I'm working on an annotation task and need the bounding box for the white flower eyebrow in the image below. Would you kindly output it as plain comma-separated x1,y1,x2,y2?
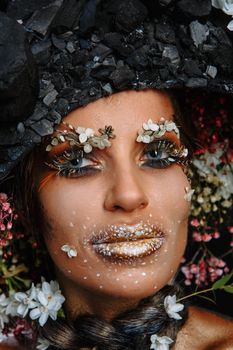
45,122,116,154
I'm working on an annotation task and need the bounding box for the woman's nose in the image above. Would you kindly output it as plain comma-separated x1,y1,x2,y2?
103,165,149,212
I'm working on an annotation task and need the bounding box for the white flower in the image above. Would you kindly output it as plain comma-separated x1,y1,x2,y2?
212,0,233,30
84,143,93,153
0,331,8,343
164,295,184,320
61,244,77,258
76,127,94,143
0,294,9,329
29,280,65,327
5,294,19,317
14,284,38,318
150,334,173,350
36,338,50,350
184,187,195,202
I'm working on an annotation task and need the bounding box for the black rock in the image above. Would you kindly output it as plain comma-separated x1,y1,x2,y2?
155,23,176,44
103,32,133,56
91,64,115,81
30,119,54,136
208,46,233,74
162,45,180,66
22,129,41,146
206,65,217,79
79,0,97,34
177,0,212,18
115,0,148,32
109,65,135,89
189,20,209,48
126,46,150,69
90,44,113,62
183,60,203,77
26,0,64,37
185,77,207,88
51,34,66,50
6,0,55,21
0,12,38,123
52,0,85,31
31,39,52,65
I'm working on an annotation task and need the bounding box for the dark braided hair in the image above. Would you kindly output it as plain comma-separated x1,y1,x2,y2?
39,285,188,350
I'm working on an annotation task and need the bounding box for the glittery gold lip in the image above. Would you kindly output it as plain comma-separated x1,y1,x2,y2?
90,223,165,260
93,237,165,260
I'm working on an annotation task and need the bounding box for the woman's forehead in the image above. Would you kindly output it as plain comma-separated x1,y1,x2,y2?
61,89,175,133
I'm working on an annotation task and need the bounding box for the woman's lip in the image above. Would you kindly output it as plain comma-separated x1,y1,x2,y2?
90,223,165,260
93,237,165,260
90,223,165,244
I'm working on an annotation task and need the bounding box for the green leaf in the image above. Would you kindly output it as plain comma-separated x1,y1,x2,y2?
212,272,233,290
223,286,233,294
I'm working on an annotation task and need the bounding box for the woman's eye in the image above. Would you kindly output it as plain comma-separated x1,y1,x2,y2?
48,151,102,178
140,140,184,169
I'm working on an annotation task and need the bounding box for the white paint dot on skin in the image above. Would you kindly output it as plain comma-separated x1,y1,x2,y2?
99,285,103,289
141,272,146,276
153,286,158,290
83,259,88,263
116,278,120,281
69,222,74,227
134,280,139,284
128,273,132,277
83,276,87,280
149,213,153,217
96,273,101,277
141,262,146,266
82,225,87,230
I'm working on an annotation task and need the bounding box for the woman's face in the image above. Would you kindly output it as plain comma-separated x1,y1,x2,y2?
37,89,190,302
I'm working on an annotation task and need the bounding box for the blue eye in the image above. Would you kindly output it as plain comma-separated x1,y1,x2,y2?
47,149,102,178
141,140,187,169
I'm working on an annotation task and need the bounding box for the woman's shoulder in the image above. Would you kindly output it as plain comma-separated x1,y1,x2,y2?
175,306,233,350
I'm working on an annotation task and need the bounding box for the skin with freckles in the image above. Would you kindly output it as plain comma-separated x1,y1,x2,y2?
35,89,190,320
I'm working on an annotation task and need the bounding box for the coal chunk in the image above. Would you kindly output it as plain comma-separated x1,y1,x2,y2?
26,0,64,37
126,46,150,69
183,60,203,77
30,119,54,136
206,65,217,79
189,21,209,48
109,65,135,89
155,23,176,44
52,0,85,31
185,77,207,88
162,45,180,66
31,39,52,65
6,0,55,21
79,0,97,34
115,0,148,32
177,0,212,18
0,12,38,123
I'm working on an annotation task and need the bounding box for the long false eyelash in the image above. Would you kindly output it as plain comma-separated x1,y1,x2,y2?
45,148,88,177
143,140,189,168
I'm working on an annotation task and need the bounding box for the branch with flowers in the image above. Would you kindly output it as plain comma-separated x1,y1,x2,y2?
180,93,233,291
